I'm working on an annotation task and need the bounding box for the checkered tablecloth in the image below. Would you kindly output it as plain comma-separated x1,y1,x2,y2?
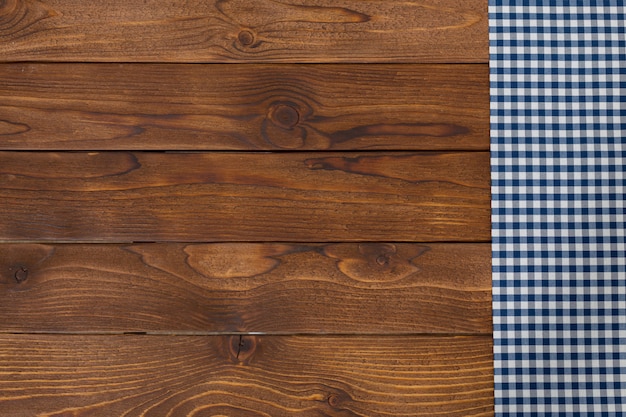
490,1,625,415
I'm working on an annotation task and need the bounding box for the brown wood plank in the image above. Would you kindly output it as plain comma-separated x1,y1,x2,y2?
0,63,488,151
0,0,487,63
0,151,490,242
0,243,491,334
0,334,494,416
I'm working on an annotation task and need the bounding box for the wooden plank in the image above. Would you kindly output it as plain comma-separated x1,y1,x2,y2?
0,243,491,334
0,334,494,416
0,63,488,151
0,0,487,63
0,151,490,242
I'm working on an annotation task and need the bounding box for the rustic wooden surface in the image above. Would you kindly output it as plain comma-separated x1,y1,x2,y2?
0,63,488,151
0,243,491,334
0,0,487,63
0,335,494,416
0,151,490,242
0,0,493,414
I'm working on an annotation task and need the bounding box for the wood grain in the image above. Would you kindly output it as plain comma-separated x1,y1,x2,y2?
0,242,491,334
0,0,487,63
0,63,488,151
0,151,490,242
0,334,494,416
1,0,493,414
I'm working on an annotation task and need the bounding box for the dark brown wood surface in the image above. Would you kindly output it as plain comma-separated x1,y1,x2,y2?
0,1,493,414
0,151,490,242
0,63,488,151
0,0,487,63
0,243,491,333
0,334,494,416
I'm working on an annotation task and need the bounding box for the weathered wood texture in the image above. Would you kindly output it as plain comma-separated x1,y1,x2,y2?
0,0,487,63
0,151,490,242
0,243,491,334
0,63,488,151
0,335,494,416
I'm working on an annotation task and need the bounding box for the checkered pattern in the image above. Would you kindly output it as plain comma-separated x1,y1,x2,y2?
490,1,626,415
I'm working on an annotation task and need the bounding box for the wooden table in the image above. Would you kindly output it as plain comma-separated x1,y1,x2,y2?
0,1,493,415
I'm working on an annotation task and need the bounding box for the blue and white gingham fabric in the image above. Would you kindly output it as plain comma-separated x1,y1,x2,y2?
490,1,626,415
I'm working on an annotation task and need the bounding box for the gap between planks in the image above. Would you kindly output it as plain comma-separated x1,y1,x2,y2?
0,331,493,337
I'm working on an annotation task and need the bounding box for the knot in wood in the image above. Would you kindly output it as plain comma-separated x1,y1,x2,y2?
0,0,16,15
268,103,300,130
14,266,28,283
326,389,353,409
375,254,390,266
229,335,258,363
327,393,340,407
237,30,255,46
